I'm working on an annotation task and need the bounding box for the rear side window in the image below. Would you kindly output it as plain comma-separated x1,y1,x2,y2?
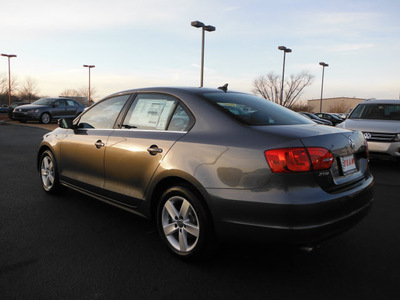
167,104,193,131
350,104,400,120
66,100,77,106
201,92,313,125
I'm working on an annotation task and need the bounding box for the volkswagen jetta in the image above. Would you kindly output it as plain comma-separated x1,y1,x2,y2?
37,87,374,259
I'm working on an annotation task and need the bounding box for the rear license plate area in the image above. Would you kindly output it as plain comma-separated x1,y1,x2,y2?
340,154,357,176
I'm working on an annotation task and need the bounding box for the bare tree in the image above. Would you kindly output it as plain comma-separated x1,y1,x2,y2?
327,102,351,113
77,86,97,102
0,75,7,95
0,74,18,96
60,87,97,106
60,88,81,97
60,87,97,101
291,102,312,112
18,77,40,100
253,71,314,108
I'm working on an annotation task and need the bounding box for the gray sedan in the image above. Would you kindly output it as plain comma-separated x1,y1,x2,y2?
37,87,373,260
13,97,85,124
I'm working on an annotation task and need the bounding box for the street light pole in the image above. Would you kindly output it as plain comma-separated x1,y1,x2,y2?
1,53,17,106
191,21,216,88
319,62,329,113
83,65,95,106
278,46,291,106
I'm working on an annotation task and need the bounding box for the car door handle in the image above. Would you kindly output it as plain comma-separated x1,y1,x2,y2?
95,140,105,149
147,145,163,155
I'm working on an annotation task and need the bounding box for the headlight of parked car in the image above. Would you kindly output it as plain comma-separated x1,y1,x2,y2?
394,133,400,142
28,109,40,113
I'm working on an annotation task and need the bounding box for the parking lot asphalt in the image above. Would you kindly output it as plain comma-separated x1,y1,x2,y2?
0,114,57,131
0,123,400,299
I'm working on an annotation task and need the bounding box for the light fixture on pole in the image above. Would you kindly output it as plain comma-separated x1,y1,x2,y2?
319,62,329,113
278,46,291,106
1,53,17,106
83,65,95,106
191,20,216,88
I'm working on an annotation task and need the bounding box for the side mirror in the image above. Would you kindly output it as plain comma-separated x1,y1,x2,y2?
58,118,75,129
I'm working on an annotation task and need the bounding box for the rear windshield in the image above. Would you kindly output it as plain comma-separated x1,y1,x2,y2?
349,103,400,120
201,92,313,125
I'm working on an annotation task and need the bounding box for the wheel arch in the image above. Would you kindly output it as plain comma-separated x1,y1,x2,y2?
148,176,214,229
37,145,52,171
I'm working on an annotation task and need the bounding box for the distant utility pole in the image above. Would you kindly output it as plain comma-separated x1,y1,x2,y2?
1,53,17,106
319,62,329,113
278,46,292,106
191,21,216,88
83,65,95,106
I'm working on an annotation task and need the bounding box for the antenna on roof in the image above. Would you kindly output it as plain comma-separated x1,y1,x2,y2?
218,83,228,92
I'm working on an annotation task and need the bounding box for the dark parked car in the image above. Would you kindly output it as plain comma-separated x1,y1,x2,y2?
0,104,9,113
315,112,344,126
7,101,31,119
13,97,85,124
37,87,373,260
299,112,333,125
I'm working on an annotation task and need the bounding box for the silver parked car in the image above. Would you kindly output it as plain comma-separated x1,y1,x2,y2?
37,87,373,260
337,99,400,160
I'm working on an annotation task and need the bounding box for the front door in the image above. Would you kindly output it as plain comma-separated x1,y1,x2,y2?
59,94,131,191
103,93,193,206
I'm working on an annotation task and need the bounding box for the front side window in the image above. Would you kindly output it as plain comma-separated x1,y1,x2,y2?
78,94,130,129
350,104,400,120
55,100,66,107
202,92,313,125
122,93,181,130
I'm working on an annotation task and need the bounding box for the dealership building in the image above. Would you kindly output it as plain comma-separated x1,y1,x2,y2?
308,97,365,113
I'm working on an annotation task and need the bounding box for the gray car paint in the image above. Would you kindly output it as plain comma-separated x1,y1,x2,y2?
38,87,374,246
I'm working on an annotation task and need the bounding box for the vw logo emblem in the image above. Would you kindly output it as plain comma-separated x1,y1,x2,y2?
364,132,372,140
349,137,355,149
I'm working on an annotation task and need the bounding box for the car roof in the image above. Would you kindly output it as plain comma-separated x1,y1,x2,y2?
104,87,243,99
361,99,400,104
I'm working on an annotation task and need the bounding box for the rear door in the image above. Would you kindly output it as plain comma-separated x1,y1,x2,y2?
65,99,79,117
103,93,193,206
52,99,67,118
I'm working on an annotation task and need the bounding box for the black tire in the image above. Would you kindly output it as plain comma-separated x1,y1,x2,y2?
7,111,14,119
156,185,215,260
39,150,62,194
40,113,51,124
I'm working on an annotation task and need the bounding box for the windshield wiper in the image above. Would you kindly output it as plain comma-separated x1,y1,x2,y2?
121,124,137,129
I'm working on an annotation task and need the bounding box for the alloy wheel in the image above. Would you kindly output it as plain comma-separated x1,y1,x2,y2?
161,196,200,253
41,113,51,124
41,156,55,190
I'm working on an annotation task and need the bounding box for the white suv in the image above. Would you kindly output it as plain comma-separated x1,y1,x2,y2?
337,99,400,160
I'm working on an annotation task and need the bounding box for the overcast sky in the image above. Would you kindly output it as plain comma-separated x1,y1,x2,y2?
1,0,399,101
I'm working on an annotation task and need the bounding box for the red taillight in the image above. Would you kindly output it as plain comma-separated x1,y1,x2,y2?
307,147,334,170
265,147,334,173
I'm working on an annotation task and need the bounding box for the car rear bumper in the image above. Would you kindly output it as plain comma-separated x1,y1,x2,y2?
207,174,374,245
